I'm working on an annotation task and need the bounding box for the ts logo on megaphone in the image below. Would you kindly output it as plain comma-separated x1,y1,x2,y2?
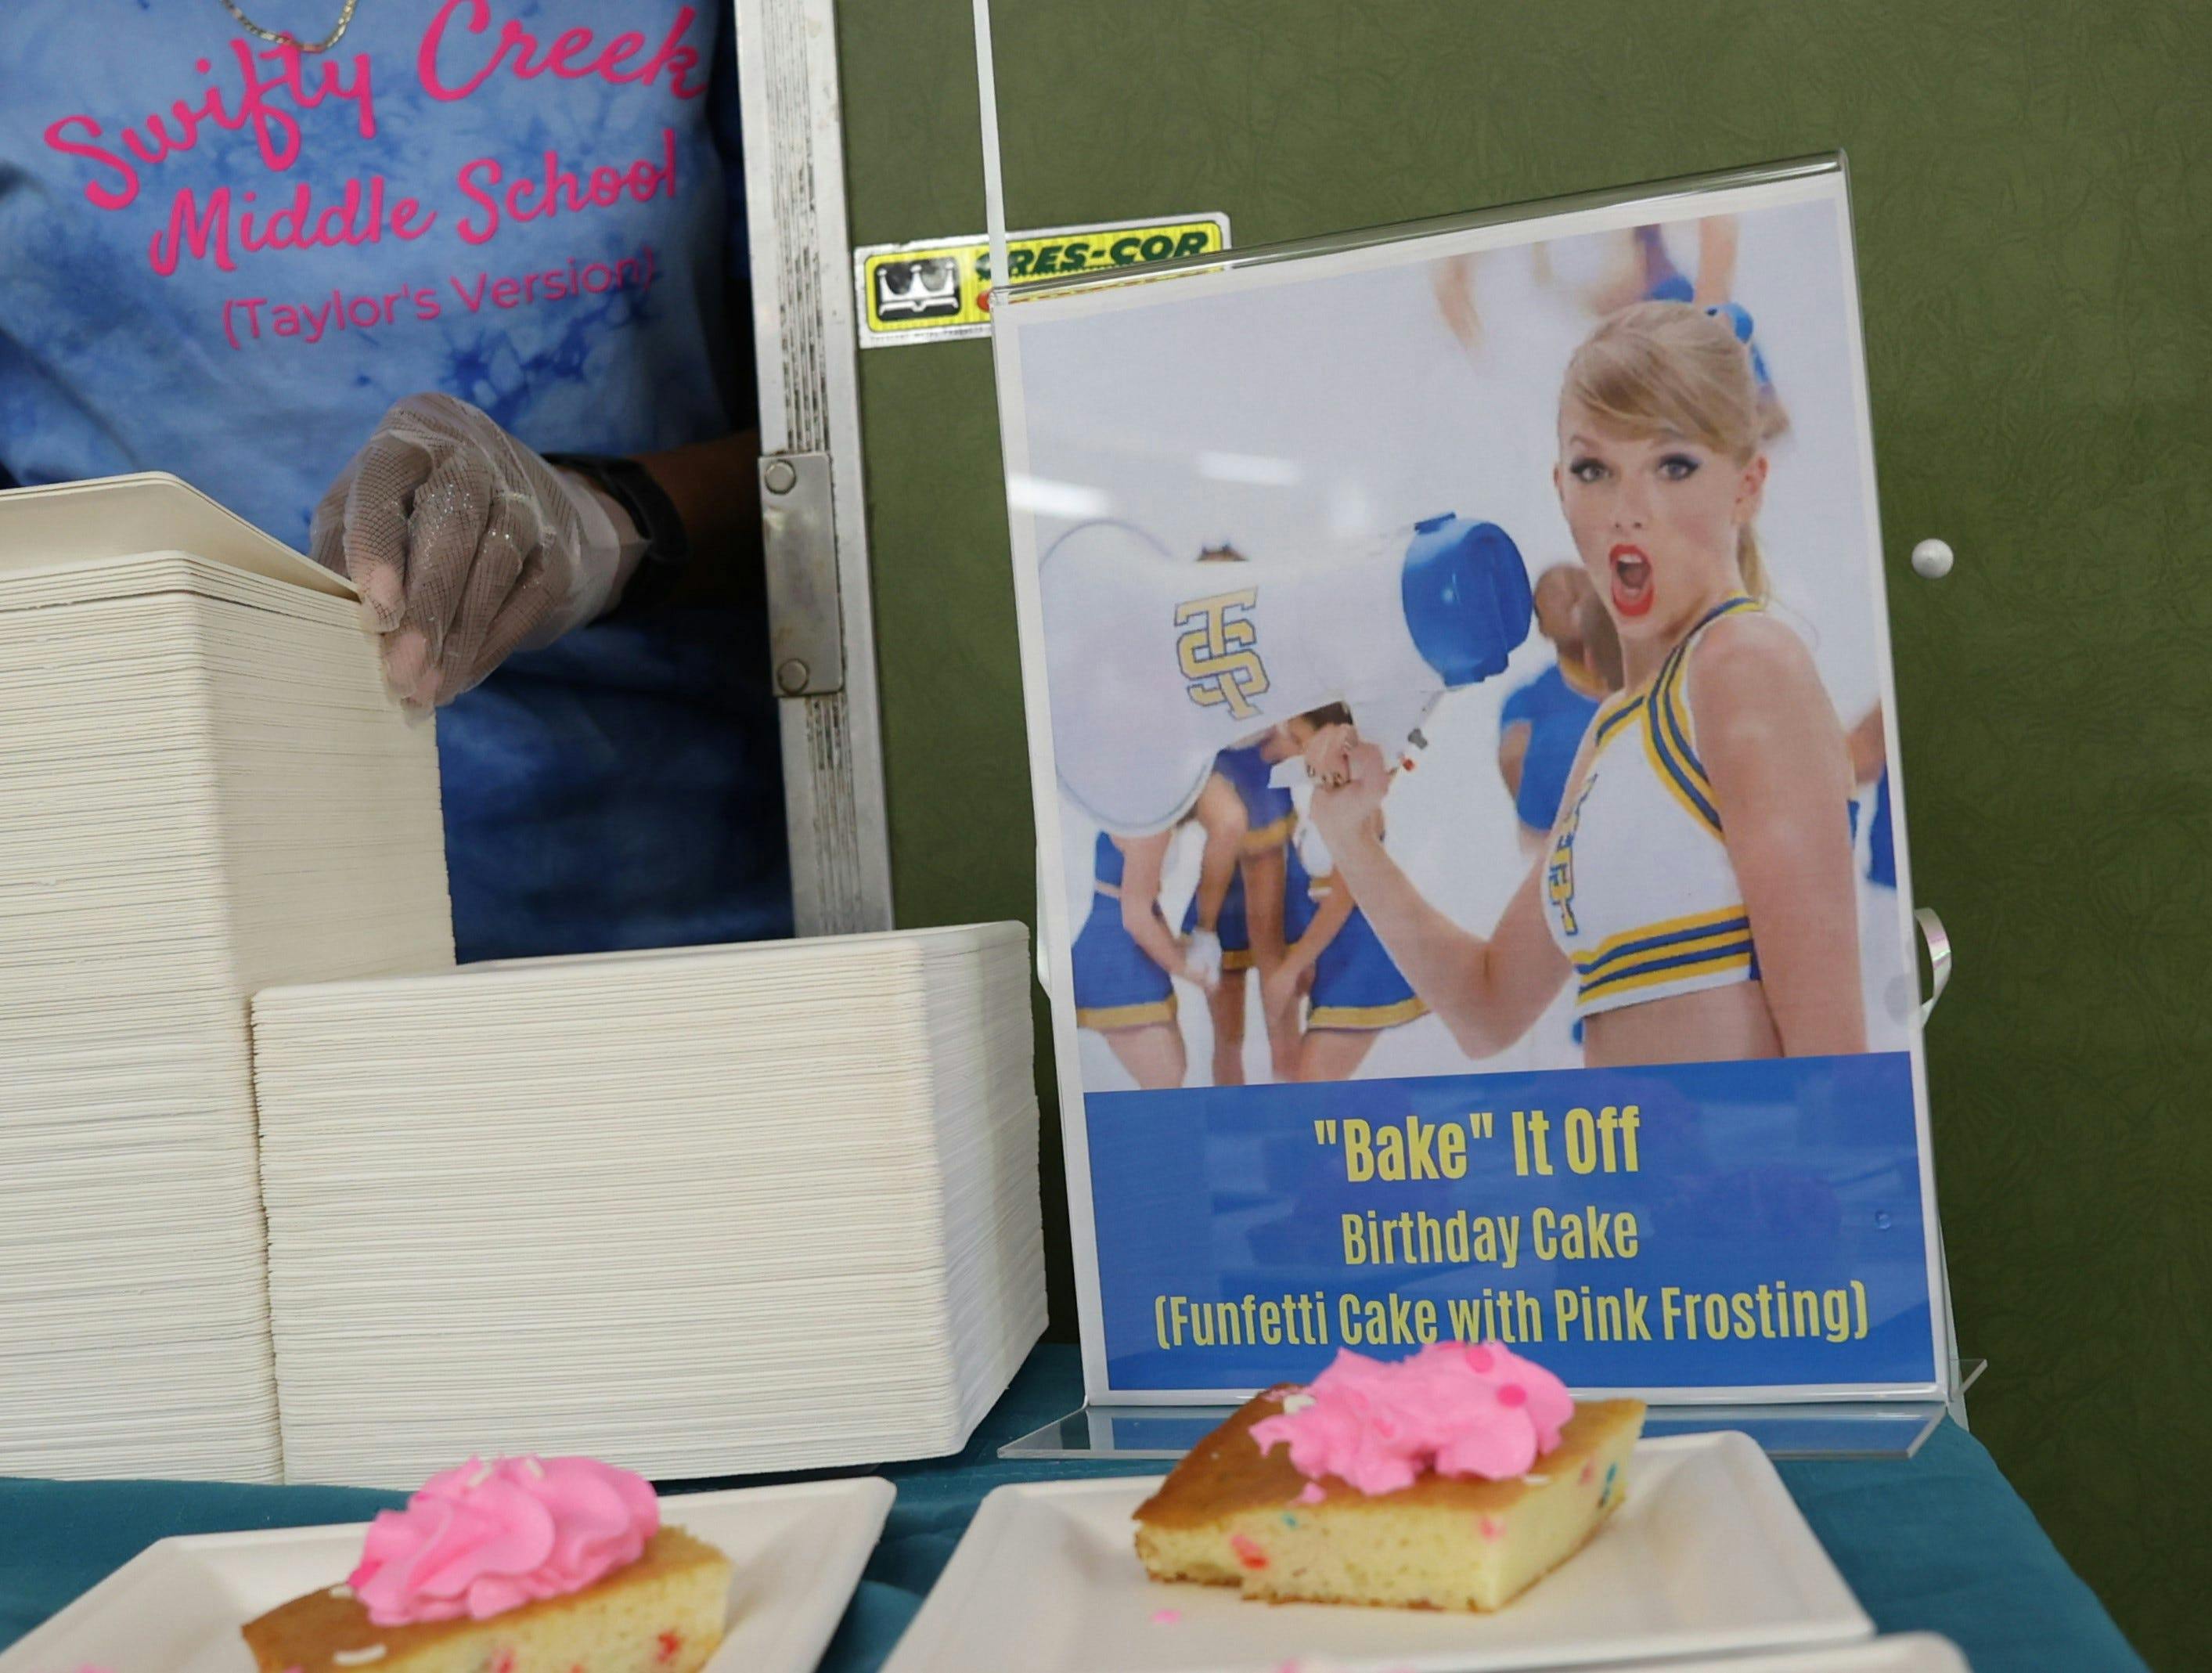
1041,517,1533,835
1174,590,1270,719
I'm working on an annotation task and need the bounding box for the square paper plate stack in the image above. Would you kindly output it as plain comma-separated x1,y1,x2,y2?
0,474,453,1483
251,921,1046,1486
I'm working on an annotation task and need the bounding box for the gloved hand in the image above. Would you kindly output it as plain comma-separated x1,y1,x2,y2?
1183,927,1224,993
310,392,632,707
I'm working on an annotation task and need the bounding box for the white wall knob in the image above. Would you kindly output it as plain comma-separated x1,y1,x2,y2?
1911,537,1954,580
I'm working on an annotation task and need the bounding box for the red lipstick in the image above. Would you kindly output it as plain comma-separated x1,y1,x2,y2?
1609,543,1653,619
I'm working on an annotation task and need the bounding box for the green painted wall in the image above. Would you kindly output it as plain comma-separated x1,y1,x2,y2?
834,3,2210,1661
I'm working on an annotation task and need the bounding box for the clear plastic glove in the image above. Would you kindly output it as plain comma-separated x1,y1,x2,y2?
310,392,630,707
1184,927,1223,993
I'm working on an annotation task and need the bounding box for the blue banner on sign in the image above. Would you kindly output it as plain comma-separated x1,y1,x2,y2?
1086,1052,1934,1393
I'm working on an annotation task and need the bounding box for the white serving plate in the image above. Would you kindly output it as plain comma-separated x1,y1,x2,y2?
886,1433,1872,1672
0,1476,893,1673
1599,1632,1969,1671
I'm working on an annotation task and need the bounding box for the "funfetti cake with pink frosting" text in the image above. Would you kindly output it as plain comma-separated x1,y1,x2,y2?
241,1455,731,1672
1134,1341,1644,1611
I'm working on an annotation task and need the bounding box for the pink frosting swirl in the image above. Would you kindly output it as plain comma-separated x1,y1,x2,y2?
348,1455,660,1627
1248,1341,1574,1495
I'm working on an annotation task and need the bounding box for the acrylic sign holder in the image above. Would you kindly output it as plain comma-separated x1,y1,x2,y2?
971,0,1969,1466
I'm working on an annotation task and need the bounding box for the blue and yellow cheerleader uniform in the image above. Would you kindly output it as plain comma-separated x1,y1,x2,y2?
1303,827,1429,1031
1073,832,1178,1030
1543,594,1766,1018
1180,745,1317,970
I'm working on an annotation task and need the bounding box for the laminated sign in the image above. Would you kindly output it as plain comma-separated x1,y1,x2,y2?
985,157,1957,1406
855,215,1229,345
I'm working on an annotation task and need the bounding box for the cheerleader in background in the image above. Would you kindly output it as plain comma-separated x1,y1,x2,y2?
1263,705,1430,1083
1182,736,1318,1083
1848,703,1897,890
1498,564,1616,858
1595,218,1741,313
1305,301,1864,1068
1172,545,1317,1085
1072,798,1238,1091
1432,215,1743,359
1848,701,1909,1044
1072,543,1261,1089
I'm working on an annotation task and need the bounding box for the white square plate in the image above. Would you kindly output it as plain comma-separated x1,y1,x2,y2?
0,1476,893,1673
1601,1635,1969,1672
885,1433,1872,1672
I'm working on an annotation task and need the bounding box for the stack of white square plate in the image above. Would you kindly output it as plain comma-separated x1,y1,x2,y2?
251,921,1046,1486
0,474,453,1484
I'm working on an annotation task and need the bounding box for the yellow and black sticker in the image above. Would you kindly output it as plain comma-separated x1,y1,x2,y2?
853,214,1230,346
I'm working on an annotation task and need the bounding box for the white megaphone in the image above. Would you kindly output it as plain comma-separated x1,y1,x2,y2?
1041,514,1533,835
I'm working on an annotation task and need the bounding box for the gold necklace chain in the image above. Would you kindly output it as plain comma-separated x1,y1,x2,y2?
218,0,360,52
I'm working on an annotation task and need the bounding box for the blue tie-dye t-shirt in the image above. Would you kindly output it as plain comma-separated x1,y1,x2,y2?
0,2,791,961
1,0,748,532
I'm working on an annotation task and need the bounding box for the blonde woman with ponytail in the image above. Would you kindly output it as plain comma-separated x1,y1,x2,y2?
1306,300,1864,1068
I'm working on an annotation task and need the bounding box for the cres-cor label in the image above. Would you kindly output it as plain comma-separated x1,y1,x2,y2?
854,214,1230,345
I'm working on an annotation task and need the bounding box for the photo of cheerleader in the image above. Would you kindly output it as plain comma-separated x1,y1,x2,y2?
1263,705,1431,1080
1022,182,1918,1087
1497,564,1619,858
1847,700,1911,1035
1585,217,1741,314
1072,768,1246,1091
1181,734,1317,1083
1432,215,1742,359
1305,300,1867,1068
1171,547,1311,1086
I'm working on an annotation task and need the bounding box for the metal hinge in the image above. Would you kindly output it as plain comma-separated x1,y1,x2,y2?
758,451,844,697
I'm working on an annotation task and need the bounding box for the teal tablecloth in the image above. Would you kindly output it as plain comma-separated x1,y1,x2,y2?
0,1346,2143,1671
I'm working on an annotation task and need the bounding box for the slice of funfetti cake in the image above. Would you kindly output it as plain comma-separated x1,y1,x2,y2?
1135,1341,1644,1611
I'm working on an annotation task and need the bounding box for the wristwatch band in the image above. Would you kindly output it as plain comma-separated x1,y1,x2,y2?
544,452,691,613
